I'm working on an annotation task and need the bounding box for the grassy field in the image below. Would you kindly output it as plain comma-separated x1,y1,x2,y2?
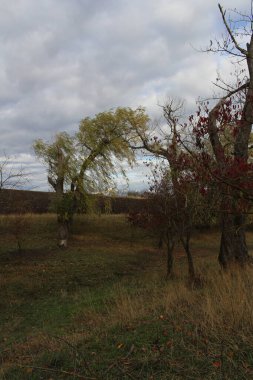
1,214,253,379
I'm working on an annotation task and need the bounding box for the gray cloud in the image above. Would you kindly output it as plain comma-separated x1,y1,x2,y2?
0,0,250,190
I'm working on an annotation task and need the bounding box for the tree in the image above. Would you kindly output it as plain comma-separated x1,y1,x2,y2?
0,154,28,192
131,99,214,281
33,107,149,247
33,132,76,247
148,162,214,280
192,4,253,268
0,154,30,215
0,155,31,251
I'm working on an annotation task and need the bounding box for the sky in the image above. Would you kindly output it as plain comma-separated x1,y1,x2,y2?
0,0,251,192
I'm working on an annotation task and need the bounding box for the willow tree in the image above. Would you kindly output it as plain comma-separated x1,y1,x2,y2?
33,132,76,246
33,107,149,247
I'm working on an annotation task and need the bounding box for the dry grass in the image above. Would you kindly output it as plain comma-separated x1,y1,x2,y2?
201,268,253,333
107,266,253,334
1,214,253,378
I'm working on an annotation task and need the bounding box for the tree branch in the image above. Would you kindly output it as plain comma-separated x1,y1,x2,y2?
48,176,57,191
218,3,248,56
210,80,249,114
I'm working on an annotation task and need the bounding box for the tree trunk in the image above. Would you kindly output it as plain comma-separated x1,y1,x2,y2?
54,189,70,248
158,230,164,249
181,236,195,280
58,219,69,248
165,229,175,278
218,210,249,268
166,240,175,278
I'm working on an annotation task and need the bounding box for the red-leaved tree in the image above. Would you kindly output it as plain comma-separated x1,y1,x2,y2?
130,99,215,280
190,4,253,267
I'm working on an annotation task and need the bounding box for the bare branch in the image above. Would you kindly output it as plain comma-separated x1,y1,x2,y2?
218,3,248,56
0,155,29,190
210,80,249,113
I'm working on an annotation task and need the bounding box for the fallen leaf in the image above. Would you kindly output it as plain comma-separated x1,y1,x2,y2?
212,361,221,368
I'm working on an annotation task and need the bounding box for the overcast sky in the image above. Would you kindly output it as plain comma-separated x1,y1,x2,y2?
0,0,250,192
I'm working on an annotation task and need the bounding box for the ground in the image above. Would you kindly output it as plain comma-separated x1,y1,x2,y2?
0,214,253,379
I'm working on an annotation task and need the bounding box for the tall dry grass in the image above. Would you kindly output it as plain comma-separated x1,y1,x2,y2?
107,266,253,338
202,268,253,334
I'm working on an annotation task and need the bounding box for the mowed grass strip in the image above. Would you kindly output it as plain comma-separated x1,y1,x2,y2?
1,214,253,379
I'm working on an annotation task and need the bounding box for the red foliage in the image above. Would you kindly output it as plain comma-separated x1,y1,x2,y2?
189,98,253,207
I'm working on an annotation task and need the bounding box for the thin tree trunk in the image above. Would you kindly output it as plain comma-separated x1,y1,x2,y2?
165,228,175,278
181,235,195,280
54,185,70,248
158,230,164,249
166,240,175,278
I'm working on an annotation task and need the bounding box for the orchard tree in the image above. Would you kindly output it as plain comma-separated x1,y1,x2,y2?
148,161,215,280
132,99,215,281
33,107,149,247
192,3,253,268
149,165,197,280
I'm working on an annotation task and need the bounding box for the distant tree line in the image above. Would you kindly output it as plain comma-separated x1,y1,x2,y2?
0,188,149,215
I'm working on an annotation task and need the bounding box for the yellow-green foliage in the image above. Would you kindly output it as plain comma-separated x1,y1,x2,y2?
33,107,149,194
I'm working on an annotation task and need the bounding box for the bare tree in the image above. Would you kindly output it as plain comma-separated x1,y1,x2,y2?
132,99,214,281
0,154,30,251
0,154,28,191
0,154,29,214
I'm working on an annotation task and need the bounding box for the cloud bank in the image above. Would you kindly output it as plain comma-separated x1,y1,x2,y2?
0,0,250,191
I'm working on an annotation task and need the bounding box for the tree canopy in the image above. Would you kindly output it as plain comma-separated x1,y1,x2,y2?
34,107,149,195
